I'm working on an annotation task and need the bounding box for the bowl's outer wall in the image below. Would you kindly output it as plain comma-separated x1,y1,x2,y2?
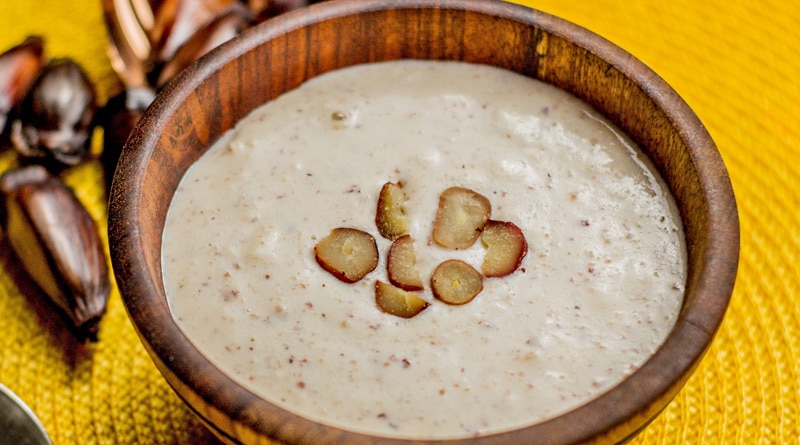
108,0,739,444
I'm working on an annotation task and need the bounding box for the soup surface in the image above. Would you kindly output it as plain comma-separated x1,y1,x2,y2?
162,60,687,439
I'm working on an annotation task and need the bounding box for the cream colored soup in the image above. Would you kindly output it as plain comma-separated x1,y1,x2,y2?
162,60,686,439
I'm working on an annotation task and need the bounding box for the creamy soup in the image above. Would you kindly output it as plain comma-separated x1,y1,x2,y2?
162,60,686,439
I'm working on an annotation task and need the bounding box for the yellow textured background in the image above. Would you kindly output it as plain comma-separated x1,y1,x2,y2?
0,0,797,443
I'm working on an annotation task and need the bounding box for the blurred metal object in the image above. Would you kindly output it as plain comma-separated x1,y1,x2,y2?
0,383,53,445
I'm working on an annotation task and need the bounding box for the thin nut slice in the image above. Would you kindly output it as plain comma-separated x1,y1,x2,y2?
481,220,528,277
431,259,483,305
432,186,491,249
375,181,410,240
387,235,424,291
314,228,378,283
375,280,430,318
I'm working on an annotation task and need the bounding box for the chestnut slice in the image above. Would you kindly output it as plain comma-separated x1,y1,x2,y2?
431,259,483,305
314,228,378,283
481,220,528,277
432,186,490,250
375,181,410,240
387,235,423,291
375,280,429,319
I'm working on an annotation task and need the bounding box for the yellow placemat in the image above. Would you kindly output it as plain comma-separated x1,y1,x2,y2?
0,0,797,443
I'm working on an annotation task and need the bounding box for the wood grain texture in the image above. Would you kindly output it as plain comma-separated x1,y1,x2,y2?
107,0,739,443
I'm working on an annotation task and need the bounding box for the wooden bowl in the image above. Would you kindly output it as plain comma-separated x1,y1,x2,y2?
107,0,739,443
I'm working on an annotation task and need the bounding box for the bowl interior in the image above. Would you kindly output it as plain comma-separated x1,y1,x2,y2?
108,0,739,443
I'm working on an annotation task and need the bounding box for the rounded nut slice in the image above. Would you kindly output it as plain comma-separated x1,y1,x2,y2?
375,280,430,318
387,235,424,291
431,259,483,305
375,181,410,240
481,220,528,277
314,228,378,283
432,186,491,249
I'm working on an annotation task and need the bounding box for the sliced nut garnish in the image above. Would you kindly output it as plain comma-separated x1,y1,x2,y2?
432,186,491,249
314,228,378,283
387,235,424,291
481,220,528,277
430,259,483,305
316,183,528,314
375,280,430,318
375,181,410,240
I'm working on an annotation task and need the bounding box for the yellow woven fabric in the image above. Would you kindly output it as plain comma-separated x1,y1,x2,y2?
0,0,797,444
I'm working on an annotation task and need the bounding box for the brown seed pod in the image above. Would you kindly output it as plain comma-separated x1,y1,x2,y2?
152,2,253,88
9,58,98,169
250,0,310,20
0,165,110,341
0,35,44,135
149,0,243,64
100,86,156,192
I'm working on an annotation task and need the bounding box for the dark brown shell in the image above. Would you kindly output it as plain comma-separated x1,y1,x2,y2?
100,86,156,192
9,58,98,168
0,165,110,341
0,36,44,136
